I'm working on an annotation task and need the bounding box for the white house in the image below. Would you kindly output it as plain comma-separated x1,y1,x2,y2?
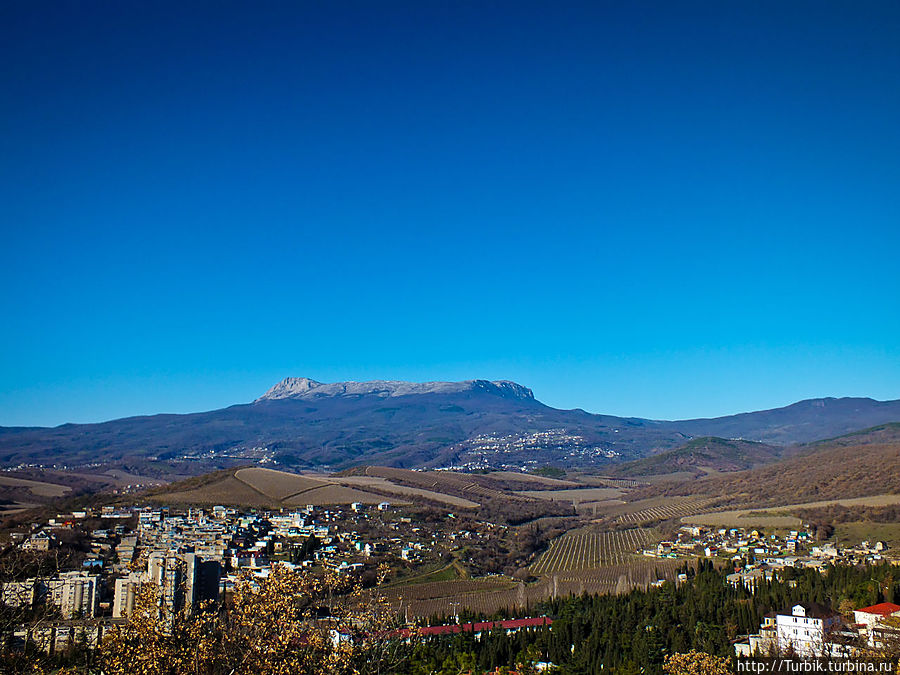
735,602,848,657
775,603,843,656
854,602,900,648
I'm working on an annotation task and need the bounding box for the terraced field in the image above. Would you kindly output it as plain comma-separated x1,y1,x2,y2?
356,466,541,507
681,494,900,528
382,558,684,618
517,487,623,503
336,476,479,507
530,528,651,574
613,497,721,525
234,467,327,500
0,475,71,498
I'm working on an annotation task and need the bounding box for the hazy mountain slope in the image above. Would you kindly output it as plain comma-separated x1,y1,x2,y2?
0,379,898,474
668,397,900,445
611,437,782,477
639,424,900,506
0,379,682,470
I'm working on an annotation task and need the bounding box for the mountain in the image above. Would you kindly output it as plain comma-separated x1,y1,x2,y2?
0,379,898,476
256,377,535,402
0,378,676,472
667,397,900,445
611,437,783,477
638,423,900,506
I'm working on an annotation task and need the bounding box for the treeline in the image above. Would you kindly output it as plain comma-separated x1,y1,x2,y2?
402,560,900,675
796,503,900,525
632,440,900,507
10,560,900,674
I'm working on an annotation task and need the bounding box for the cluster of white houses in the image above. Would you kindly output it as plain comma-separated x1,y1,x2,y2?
649,526,890,568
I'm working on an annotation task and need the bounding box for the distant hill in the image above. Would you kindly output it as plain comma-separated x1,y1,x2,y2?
667,397,900,445
0,378,898,476
145,465,575,524
639,423,900,506
611,437,782,477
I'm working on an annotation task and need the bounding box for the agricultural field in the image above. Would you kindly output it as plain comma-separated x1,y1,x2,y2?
833,522,900,549
575,499,627,517
612,496,721,525
152,467,395,507
0,475,72,498
538,558,684,596
282,484,388,506
355,466,529,503
335,476,479,507
149,466,558,510
486,472,579,488
573,476,644,489
155,474,283,507
682,494,900,528
530,528,652,574
235,467,330,500
381,558,684,618
341,466,574,521
516,487,623,503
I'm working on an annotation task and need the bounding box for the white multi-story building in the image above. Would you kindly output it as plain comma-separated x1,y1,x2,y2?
736,602,849,657
113,574,143,618
46,572,99,619
114,552,221,618
775,603,841,656
0,572,98,619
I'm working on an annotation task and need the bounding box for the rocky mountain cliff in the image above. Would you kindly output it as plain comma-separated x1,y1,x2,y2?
256,377,534,402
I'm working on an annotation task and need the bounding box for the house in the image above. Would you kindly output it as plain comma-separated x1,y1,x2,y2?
736,603,849,657
775,603,845,657
854,602,900,648
23,533,51,551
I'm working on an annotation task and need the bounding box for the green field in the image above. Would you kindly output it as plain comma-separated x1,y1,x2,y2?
833,521,900,549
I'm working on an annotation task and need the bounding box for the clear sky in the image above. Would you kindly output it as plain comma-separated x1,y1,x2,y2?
1,1,899,427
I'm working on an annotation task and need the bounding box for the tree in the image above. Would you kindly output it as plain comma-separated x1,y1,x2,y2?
663,650,730,675
100,562,414,675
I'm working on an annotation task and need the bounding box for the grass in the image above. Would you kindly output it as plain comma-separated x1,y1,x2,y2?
388,563,462,586
833,522,900,550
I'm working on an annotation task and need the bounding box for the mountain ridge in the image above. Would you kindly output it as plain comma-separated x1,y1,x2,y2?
256,377,535,402
0,378,898,475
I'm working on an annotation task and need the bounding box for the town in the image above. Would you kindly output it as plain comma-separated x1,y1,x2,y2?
5,492,900,665
0,499,519,654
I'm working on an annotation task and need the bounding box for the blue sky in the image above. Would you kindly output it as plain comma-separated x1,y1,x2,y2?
1,1,899,426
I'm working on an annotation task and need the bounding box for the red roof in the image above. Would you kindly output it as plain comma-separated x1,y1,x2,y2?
857,603,900,616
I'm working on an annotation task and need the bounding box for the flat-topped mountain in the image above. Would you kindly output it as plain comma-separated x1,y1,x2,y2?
257,377,534,402
0,378,898,476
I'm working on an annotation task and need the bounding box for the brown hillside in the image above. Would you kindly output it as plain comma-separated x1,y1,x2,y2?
634,425,900,507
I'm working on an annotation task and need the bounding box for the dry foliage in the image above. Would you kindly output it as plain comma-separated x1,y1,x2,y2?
663,650,731,675
99,563,411,675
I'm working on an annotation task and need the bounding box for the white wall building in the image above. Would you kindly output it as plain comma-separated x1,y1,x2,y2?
736,602,849,657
